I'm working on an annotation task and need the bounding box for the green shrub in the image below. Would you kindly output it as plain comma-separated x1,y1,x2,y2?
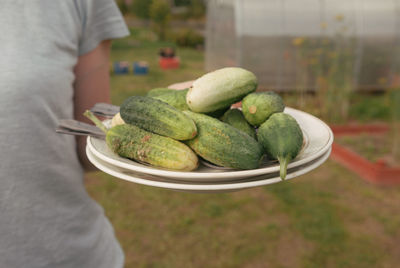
132,0,153,19
187,0,206,19
173,28,204,48
150,0,171,41
115,0,130,15
349,95,390,122
388,89,400,160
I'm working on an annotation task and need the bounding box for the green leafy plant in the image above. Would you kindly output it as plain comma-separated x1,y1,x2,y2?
115,0,130,15
172,28,204,48
317,17,356,123
149,0,171,41
292,14,356,124
388,88,400,161
187,0,206,19
132,0,153,19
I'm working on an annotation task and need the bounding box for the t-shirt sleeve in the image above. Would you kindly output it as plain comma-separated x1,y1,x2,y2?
77,0,129,56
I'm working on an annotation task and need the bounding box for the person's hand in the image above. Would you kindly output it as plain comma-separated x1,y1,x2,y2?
168,80,194,90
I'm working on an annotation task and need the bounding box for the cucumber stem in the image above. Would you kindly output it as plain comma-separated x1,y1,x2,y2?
278,157,289,180
83,110,108,134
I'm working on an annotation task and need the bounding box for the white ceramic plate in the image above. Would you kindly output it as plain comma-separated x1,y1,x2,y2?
86,146,332,193
87,107,333,182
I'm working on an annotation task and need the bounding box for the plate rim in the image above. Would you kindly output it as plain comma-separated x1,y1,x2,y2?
86,146,332,191
87,107,333,180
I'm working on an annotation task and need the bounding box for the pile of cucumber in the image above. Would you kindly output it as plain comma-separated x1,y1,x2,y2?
85,67,303,179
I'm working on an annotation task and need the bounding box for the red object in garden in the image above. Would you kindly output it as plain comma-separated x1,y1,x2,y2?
330,123,389,136
159,57,180,69
330,124,400,185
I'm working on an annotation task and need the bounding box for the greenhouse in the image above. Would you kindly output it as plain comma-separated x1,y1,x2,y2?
205,0,400,91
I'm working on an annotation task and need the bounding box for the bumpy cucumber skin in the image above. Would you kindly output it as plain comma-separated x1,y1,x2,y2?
183,110,264,170
151,88,189,111
221,108,257,139
106,124,198,171
186,67,258,113
120,96,197,140
242,91,285,126
257,113,303,179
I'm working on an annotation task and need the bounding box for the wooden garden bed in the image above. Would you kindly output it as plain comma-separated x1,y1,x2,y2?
330,123,400,185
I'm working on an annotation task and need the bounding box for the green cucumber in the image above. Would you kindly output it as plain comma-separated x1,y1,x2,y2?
120,96,197,140
147,88,227,115
242,91,285,126
186,67,257,113
146,87,175,97
205,106,231,119
84,111,198,171
257,113,303,179
151,88,189,111
221,108,257,139
183,110,264,170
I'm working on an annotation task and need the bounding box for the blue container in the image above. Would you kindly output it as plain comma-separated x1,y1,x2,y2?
133,61,149,75
113,61,129,74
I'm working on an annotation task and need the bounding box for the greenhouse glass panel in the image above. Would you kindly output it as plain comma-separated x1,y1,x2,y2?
205,0,400,92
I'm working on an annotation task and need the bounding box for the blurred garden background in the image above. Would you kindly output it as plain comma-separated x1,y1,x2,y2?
85,0,400,267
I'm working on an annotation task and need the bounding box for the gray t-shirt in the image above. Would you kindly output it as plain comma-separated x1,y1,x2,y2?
0,1,129,267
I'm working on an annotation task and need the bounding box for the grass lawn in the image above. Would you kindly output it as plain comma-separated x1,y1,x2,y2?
335,133,393,163
109,27,205,105
85,27,400,268
85,160,400,268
